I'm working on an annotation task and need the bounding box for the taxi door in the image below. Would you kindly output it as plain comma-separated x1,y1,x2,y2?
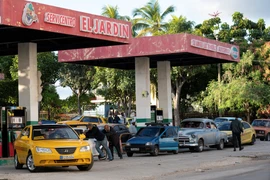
241,122,252,144
14,127,30,163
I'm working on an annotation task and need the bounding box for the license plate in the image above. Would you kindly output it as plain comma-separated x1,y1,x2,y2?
131,148,139,151
60,155,74,160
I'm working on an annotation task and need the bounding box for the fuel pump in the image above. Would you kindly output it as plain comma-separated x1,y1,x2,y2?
0,106,26,157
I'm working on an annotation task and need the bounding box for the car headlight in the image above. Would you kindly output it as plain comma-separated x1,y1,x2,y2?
36,147,52,153
145,142,153,146
80,145,90,152
191,134,196,139
125,142,130,146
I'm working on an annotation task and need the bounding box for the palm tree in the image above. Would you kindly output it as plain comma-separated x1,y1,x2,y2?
101,5,129,21
132,0,175,37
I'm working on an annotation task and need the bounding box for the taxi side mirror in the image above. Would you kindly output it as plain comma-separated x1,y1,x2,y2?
79,134,86,139
21,136,30,140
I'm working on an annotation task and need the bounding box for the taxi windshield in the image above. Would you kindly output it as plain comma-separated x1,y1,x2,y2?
32,126,79,140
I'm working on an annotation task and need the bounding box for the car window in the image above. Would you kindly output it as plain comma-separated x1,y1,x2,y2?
242,122,250,129
206,122,211,129
98,118,102,123
21,127,30,138
211,122,217,129
113,125,120,131
71,115,82,120
252,120,268,127
218,123,231,131
35,126,79,140
181,121,203,128
214,118,228,123
137,128,160,137
165,128,175,137
119,125,127,130
82,117,99,123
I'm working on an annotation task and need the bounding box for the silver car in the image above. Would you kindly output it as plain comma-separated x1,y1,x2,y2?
178,118,228,152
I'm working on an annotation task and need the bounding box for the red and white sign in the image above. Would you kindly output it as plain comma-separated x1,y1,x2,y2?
44,12,76,28
0,0,131,44
80,16,129,39
191,39,231,56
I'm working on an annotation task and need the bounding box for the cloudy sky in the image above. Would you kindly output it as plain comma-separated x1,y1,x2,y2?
30,0,270,99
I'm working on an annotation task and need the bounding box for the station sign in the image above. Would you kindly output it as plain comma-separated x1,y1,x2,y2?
191,39,239,60
0,0,131,43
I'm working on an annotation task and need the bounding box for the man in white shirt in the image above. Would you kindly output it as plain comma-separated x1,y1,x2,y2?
129,121,137,135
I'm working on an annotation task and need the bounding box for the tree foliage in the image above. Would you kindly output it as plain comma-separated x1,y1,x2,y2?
132,0,175,36
59,63,97,115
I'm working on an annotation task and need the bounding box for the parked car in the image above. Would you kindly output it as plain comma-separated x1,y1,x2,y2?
57,115,106,126
218,121,256,145
251,119,270,141
125,123,179,157
13,124,94,172
214,117,242,126
178,118,227,152
72,126,100,157
98,123,132,153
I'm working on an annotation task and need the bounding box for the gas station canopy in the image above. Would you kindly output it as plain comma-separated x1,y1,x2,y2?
0,0,132,56
58,33,240,69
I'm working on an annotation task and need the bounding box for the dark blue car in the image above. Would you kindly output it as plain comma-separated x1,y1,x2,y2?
125,123,179,157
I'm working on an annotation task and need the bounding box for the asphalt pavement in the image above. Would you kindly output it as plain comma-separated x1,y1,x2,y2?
0,140,269,180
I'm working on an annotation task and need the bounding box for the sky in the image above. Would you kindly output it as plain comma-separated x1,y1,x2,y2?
29,0,270,99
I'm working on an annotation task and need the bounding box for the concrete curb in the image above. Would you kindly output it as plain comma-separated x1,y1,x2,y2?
0,158,14,166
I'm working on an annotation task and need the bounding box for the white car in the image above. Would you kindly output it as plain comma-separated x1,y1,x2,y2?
73,127,99,157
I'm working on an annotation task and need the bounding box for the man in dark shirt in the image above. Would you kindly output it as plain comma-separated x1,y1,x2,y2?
102,125,123,159
230,117,244,151
85,123,113,161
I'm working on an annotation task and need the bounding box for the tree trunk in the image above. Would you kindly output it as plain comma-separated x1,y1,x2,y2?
47,108,51,120
77,93,81,115
173,85,181,127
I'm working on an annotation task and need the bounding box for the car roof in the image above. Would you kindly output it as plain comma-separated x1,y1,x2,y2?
253,119,270,121
31,124,69,128
215,117,242,120
182,118,214,123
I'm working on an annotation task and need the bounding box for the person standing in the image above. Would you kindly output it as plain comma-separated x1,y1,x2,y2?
129,121,137,135
102,125,123,160
230,117,244,151
85,123,113,161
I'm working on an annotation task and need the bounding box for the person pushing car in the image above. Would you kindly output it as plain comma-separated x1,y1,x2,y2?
102,125,123,160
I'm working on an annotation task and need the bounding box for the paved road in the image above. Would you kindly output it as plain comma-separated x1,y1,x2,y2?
0,140,269,180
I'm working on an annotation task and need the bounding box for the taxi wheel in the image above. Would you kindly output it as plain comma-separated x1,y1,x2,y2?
26,153,39,172
250,135,256,145
14,152,23,169
77,154,94,171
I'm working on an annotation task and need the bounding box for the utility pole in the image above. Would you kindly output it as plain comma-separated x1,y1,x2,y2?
209,11,222,117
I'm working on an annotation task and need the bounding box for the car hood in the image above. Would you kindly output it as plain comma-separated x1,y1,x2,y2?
178,128,205,136
32,139,88,148
219,130,232,136
253,126,269,131
127,136,156,144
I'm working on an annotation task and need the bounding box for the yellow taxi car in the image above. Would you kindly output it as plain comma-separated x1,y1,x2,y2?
14,124,94,172
57,115,106,126
218,121,256,145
